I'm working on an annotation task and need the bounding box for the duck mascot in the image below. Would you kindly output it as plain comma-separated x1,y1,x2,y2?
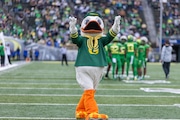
69,12,121,120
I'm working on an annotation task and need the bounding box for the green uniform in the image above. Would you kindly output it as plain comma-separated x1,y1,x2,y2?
137,45,145,68
125,41,138,79
120,43,126,72
107,42,122,79
0,44,5,66
144,44,150,67
104,45,112,78
70,29,117,66
0,45,5,56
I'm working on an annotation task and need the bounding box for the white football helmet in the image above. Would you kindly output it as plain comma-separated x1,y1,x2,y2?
141,36,148,43
120,35,127,41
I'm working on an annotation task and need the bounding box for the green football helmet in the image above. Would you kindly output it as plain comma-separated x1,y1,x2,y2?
127,35,134,42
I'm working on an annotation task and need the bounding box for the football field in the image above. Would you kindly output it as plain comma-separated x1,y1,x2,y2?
0,61,180,120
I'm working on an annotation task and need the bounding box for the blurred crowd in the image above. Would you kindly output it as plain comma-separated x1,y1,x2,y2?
0,0,179,48
149,0,180,37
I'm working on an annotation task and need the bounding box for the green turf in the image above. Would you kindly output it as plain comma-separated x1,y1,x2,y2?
0,61,180,119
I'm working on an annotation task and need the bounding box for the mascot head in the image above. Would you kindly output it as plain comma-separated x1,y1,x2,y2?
81,12,104,37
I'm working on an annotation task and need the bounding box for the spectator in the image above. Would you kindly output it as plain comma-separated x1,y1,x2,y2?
160,39,173,79
29,48,33,60
34,49,39,61
150,0,180,36
16,47,20,60
23,48,28,60
1,0,150,43
46,39,52,46
60,43,68,66
11,49,16,60
5,43,12,64
0,43,5,66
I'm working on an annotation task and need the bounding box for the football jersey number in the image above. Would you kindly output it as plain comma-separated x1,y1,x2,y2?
110,45,119,54
127,43,134,52
120,47,125,54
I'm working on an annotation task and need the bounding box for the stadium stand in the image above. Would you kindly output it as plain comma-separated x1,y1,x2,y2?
0,0,180,59
149,0,180,37
0,0,148,46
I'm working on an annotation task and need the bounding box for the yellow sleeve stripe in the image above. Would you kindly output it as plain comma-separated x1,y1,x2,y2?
70,32,78,38
109,29,117,37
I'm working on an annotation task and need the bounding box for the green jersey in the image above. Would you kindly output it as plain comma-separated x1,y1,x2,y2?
125,41,137,56
0,45,5,56
137,45,145,60
107,41,122,78
144,44,150,58
107,42,122,55
70,29,117,66
119,43,126,55
137,45,146,68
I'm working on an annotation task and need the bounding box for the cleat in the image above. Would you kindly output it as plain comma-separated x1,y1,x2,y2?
120,75,124,80
105,74,109,78
118,75,123,81
138,76,142,80
113,75,117,80
86,113,108,120
118,76,121,81
76,111,87,119
126,76,129,80
166,75,169,80
134,76,137,81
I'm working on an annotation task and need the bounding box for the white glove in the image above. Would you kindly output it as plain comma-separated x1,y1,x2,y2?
111,15,121,34
69,16,78,34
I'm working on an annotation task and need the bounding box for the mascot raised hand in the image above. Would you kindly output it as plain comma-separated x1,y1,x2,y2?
69,12,121,120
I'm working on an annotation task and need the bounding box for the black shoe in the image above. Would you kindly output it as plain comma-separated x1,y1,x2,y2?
166,75,169,80
105,74,108,78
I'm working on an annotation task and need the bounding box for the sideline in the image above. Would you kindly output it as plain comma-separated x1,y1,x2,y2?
0,63,18,71
0,61,29,72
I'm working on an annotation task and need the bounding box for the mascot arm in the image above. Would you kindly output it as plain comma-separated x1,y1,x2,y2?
111,15,121,34
71,35,83,47
69,16,78,34
102,29,117,46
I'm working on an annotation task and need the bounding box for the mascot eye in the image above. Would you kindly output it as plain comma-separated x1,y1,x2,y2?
85,19,89,24
97,19,101,25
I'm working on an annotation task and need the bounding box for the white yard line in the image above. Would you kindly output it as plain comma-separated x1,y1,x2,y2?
0,82,178,86
123,80,171,84
0,103,179,107
0,81,179,87
140,88,180,94
0,117,178,120
0,82,80,85
0,117,73,120
0,87,139,91
0,93,179,97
